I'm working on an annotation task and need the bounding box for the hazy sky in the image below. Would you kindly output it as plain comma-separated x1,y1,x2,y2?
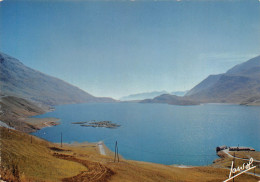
0,0,259,99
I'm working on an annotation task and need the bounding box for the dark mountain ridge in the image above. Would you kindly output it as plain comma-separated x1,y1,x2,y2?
141,94,199,105
186,55,260,104
142,55,260,105
0,52,115,106
186,74,223,96
120,90,188,101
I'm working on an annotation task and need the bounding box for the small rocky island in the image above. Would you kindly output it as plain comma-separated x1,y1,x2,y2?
72,120,120,128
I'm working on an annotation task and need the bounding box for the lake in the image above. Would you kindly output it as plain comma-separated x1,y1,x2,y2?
32,103,260,166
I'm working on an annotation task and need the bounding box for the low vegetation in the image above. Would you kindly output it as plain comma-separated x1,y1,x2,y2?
228,151,260,161
0,127,86,181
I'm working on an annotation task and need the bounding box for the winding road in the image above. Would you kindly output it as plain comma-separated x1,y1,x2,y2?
222,149,260,163
221,149,260,178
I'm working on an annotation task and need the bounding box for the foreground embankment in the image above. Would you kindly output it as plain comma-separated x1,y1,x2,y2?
0,127,259,182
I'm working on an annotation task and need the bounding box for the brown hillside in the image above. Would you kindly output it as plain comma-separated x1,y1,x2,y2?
0,127,259,182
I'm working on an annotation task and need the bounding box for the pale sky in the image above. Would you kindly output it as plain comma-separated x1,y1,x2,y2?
0,0,259,99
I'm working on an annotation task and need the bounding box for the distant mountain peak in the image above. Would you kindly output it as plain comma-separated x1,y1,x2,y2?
120,91,169,101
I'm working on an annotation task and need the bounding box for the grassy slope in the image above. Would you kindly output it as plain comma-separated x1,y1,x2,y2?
0,127,86,181
1,127,259,182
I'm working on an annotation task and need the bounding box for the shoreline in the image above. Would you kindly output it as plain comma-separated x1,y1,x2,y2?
21,106,60,133
1,126,259,182
24,117,60,130
25,104,259,169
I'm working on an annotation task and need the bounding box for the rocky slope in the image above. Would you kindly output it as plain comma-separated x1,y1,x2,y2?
0,52,115,106
141,55,260,106
0,95,47,132
186,55,260,104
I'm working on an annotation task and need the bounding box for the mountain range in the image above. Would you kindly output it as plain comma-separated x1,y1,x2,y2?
120,90,187,101
120,91,168,101
143,55,260,105
0,52,115,106
141,94,199,105
187,55,260,104
1,52,259,108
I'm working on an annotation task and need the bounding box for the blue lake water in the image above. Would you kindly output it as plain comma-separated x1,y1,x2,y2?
32,103,260,166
